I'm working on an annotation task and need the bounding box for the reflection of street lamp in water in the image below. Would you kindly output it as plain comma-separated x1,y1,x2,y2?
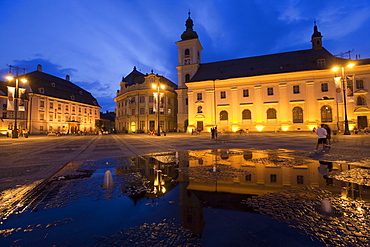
6,75,27,138
332,63,354,135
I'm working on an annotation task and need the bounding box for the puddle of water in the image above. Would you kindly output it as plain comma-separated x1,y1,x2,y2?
0,149,370,246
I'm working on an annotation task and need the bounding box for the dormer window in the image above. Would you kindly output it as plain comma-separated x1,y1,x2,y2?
317,58,326,66
70,95,75,100
38,88,45,94
79,91,83,95
51,82,55,87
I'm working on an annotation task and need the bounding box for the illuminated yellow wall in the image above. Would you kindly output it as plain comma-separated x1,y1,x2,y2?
186,66,370,132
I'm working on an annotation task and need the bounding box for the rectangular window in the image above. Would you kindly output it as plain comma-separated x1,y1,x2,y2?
321,83,328,92
58,104,61,110
149,108,154,114
270,174,277,183
243,89,249,97
245,174,251,181
40,113,44,120
149,96,154,102
140,108,145,115
139,96,145,103
356,80,364,89
49,114,53,121
131,109,135,115
220,91,226,99
267,87,274,95
293,85,300,94
65,105,69,111
40,100,45,108
58,115,61,122
297,175,304,184
72,106,75,112
197,93,202,100
140,121,145,130
49,102,53,109
3,104,7,118
40,126,43,131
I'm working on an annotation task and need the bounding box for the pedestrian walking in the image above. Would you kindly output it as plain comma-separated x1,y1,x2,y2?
324,125,331,148
315,124,327,152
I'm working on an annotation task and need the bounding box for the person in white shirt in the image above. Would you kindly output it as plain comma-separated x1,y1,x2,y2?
315,124,328,152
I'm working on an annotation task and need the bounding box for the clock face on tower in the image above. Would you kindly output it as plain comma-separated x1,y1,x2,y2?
184,59,190,65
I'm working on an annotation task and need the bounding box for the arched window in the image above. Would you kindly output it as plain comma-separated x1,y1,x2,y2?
321,105,332,122
242,109,251,120
220,110,228,120
184,49,190,57
292,107,303,123
357,96,367,106
185,74,190,82
197,106,202,113
267,108,277,119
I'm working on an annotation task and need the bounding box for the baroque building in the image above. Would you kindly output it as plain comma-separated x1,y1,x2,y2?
0,64,100,135
176,15,370,133
115,67,178,133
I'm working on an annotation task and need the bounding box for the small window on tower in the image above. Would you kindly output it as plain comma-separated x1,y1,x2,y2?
185,74,190,82
185,49,190,57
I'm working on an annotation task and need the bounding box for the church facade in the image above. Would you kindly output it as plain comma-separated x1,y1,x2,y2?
176,15,370,133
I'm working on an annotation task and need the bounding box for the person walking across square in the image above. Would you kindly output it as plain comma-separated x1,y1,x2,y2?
315,124,327,152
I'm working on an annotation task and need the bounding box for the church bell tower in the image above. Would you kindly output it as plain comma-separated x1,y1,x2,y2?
175,12,203,132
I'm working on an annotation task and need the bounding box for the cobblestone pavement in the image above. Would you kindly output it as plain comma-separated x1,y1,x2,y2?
0,131,369,193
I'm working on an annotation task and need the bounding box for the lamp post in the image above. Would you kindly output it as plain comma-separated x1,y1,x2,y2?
332,64,354,135
152,81,165,136
6,75,27,138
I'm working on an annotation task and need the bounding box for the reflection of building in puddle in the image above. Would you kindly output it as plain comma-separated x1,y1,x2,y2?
125,152,180,200
179,149,341,195
176,149,370,245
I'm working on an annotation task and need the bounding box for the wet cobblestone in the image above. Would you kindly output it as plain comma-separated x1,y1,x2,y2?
242,187,370,247
92,219,202,247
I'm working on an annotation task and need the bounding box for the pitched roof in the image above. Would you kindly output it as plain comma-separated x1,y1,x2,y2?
188,48,361,82
24,71,100,107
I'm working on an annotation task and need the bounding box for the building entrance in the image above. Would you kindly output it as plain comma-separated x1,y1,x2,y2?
358,116,368,129
197,121,203,131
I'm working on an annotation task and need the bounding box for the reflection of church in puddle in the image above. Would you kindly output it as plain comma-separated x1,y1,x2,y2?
129,149,367,235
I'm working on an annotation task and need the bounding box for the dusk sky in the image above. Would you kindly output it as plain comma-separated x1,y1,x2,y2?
1,0,370,112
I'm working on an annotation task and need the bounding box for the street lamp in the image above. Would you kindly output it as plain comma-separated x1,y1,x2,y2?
6,75,27,138
152,82,165,136
332,63,354,135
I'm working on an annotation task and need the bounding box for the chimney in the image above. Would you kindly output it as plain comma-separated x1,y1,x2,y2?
66,75,70,81
37,64,42,72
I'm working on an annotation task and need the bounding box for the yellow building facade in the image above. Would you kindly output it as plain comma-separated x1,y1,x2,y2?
176,16,370,133
115,67,178,133
1,65,100,135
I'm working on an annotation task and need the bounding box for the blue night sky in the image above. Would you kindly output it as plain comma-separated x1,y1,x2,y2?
1,0,370,112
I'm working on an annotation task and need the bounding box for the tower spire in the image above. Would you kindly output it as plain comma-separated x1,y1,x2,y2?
311,21,323,50
181,11,198,40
